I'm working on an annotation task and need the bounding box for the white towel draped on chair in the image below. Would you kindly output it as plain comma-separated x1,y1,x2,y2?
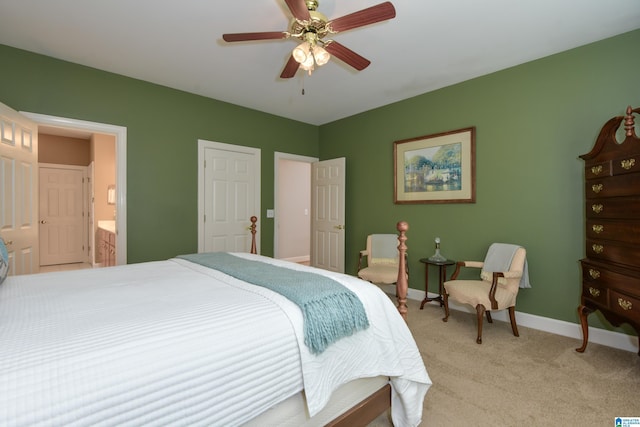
370,234,399,262
482,243,531,288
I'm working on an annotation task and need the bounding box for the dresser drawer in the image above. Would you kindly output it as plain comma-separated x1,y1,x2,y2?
581,281,608,306
611,154,640,176
586,238,640,266
586,196,640,219
585,174,640,198
584,161,611,180
586,219,640,244
581,260,640,297
609,290,640,324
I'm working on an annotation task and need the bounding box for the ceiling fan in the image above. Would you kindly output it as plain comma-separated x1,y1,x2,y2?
222,0,396,78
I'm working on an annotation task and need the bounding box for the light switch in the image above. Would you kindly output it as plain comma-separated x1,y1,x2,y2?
266,209,275,218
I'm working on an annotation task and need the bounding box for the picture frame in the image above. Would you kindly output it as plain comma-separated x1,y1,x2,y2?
394,127,476,204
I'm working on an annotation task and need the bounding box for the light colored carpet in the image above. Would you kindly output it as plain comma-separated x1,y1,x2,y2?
370,298,640,426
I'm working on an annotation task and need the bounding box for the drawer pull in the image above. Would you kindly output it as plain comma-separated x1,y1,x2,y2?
591,244,604,254
591,184,603,194
592,224,604,234
621,158,636,170
618,298,632,311
590,165,603,175
589,287,600,297
588,269,600,279
591,204,603,214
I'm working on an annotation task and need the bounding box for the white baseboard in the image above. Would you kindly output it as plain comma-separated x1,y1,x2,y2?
382,285,639,354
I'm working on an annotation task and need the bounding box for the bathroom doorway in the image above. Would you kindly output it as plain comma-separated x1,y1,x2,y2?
22,111,127,270
37,128,116,269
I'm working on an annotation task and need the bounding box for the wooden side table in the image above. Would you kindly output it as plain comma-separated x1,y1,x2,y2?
419,258,455,309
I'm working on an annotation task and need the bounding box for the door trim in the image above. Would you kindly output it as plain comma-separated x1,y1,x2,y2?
273,152,318,259
21,111,127,265
197,139,261,253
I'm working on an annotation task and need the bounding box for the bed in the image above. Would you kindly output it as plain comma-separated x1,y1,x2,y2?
0,220,430,426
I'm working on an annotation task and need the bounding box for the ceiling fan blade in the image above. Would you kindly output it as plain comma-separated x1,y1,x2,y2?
328,2,396,33
280,55,300,79
223,32,288,42
284,0,311,21
325,41,371,71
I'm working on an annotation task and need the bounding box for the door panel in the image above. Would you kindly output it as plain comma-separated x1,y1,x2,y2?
311,158,345,273
0,102,39,275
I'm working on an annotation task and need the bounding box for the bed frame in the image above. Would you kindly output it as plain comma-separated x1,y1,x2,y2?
247,216,411,426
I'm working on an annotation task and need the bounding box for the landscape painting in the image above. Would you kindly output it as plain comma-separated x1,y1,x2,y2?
394,127,476,204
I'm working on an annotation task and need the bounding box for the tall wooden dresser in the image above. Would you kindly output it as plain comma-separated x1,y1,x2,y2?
577,105,640,356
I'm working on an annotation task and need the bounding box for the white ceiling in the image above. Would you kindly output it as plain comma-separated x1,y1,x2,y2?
1,0,639,126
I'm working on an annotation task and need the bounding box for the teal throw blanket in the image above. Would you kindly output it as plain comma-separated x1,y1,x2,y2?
178,252,369,354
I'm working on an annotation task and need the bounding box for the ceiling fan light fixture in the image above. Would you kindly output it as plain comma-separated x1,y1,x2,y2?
292,41,310,63
292,37,330,77
300,53,315,74
313,45,330,66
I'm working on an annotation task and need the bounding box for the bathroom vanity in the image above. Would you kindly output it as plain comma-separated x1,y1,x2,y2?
97,220,116,267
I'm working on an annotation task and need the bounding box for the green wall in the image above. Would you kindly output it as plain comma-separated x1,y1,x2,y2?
0,44,319,262
1,29,639,335
319,29,640,333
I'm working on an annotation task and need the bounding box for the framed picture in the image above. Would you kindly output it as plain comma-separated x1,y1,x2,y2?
394,127,476,204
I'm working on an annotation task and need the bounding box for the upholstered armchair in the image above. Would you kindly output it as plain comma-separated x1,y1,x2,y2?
442,243,529,344
357,234,408,286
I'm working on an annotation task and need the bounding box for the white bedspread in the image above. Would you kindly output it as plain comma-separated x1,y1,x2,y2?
0,254,431,427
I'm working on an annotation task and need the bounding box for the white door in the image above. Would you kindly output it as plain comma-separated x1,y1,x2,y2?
0,102,39,275
39,165,86,265
311,157,346,273
198,140,260,253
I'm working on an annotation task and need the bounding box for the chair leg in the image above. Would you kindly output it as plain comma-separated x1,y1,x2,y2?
442,291,450,322
485,311,493,323
475,304,485,344
509,306,520,337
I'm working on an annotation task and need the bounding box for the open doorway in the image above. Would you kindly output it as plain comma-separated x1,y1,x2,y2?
37,129,116,271
274,152,317,263
22,112,127,269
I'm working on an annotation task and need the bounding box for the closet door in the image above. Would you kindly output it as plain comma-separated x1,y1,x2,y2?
198,140,260,253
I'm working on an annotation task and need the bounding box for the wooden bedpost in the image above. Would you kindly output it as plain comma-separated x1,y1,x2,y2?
396,221,409,321
250,216,257,254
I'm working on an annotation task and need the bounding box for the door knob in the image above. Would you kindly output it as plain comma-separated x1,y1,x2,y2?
334,225,345,230
40,220,47,224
